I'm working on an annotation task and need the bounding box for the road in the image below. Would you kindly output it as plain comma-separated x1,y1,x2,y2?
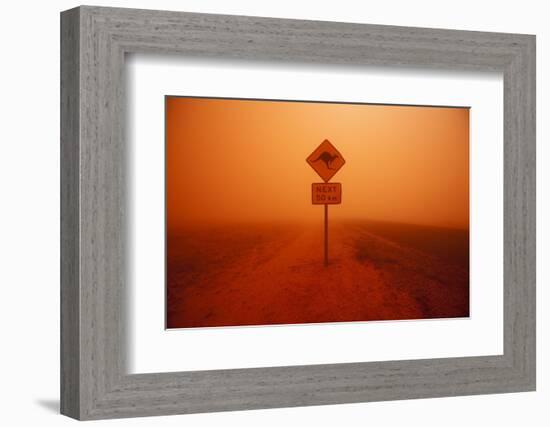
167,221,469,328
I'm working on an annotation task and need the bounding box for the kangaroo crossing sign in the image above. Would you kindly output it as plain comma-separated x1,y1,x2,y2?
306,139,346,182
306,139,345,266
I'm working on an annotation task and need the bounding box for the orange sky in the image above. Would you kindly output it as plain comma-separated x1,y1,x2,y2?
166,97,469,230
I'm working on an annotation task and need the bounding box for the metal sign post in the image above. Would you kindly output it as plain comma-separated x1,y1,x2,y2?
324,204,328,266
306,140,345,266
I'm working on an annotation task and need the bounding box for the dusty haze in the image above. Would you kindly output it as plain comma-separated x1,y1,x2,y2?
166,96,470,328
166,97,469,230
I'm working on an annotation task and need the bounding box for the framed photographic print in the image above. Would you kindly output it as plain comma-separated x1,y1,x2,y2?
61,5,536,420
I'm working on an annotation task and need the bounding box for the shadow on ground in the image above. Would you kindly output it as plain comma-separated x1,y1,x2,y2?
35,399,59,414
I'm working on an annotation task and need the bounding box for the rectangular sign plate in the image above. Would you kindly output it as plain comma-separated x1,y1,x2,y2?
311,182,342,205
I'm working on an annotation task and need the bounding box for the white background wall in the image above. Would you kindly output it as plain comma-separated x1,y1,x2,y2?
0,0,546,425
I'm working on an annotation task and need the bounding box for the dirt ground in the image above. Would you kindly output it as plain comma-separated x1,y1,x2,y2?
166,220,469,328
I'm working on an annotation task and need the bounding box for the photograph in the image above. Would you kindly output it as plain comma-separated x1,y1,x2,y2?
166,96,470,329
0,0,539,424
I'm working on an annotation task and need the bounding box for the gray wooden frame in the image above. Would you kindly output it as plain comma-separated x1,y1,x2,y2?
60,5,536,420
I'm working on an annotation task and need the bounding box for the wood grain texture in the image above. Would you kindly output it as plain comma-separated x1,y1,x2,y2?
60,7,80,419
60,5,536,420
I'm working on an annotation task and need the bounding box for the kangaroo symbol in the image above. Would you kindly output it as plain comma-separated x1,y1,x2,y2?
312,151,339,169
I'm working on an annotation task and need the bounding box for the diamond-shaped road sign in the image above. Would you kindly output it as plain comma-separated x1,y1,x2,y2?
306,139,346,182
